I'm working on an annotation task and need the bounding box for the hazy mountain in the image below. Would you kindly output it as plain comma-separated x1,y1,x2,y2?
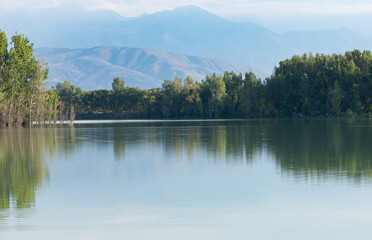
2,4,371,72
35,46,264,90
0,4,125,49
251,13,372,36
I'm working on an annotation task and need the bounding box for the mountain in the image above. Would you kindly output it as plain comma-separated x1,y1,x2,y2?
0,4,125,49
252,13,372,37
2,4,371,72
35,46,264,90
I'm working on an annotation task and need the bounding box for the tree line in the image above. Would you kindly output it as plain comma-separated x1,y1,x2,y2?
1,30,371,126
57,49,372,120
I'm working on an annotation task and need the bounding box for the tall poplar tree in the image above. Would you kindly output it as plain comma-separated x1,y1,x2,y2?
0,30,49,126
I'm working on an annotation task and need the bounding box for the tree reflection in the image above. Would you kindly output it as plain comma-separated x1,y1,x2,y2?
0,129,47,209
120,119,372,181
266,119,372,181
107,120,267,163
1,119,372,211
0,127,79,210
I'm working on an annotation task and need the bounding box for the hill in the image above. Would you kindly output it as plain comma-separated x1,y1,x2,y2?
35,46,264,90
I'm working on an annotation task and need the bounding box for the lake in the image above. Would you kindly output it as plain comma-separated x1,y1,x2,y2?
1,119,372,239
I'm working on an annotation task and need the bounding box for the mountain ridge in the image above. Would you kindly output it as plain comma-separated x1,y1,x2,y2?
35,46,265,90
3,4,370,72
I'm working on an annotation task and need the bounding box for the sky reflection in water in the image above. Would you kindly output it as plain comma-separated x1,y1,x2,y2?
1,119,372,239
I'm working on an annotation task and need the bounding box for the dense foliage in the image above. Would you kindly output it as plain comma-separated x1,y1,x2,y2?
1,29,371,124
0,30,61,126
56,50,372,119
267,50,372,116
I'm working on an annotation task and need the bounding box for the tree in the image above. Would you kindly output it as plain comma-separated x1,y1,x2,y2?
204,73,226,118
56,81,83,122
331,80,342,115
171,77,182,117
242,72,260,117
0,31,8,118
45,90,60,124
0,30,48,126
112,77,125,93
223,71,243,116
161,79,172,118
183,76,202,117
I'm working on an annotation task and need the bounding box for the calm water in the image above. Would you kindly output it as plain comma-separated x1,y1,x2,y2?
1,119,372,239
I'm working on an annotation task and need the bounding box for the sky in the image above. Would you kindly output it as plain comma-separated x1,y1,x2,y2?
1,0,372,34
1,0,372,18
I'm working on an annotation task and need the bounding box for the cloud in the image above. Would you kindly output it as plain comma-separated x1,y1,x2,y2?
0,0,58,9
85,0,372,17
211,1,372,17
0,0,371,17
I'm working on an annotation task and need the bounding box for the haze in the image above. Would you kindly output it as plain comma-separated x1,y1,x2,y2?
1,0,372,35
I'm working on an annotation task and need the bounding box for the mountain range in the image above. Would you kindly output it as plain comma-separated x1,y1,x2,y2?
2,4,371,89
35,46,262,90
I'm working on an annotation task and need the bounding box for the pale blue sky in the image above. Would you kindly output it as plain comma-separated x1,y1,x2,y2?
1,0,371,17
2,0,372,34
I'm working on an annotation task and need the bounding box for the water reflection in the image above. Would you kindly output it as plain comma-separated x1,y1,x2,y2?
74,119,372,180
267,119,372,181
104,121,266,163
0,127,79,211
0,129,47,210
1,119,372,211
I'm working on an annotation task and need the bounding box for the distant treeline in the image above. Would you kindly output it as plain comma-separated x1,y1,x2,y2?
1,29,371,126
56,49,372,119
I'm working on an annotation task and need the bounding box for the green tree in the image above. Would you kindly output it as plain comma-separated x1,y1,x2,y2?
0,30,48,126
332,80,342,115
111,77,126,113
56,81,83,122
0,31,8,115
183,76,202,117
171,77,182,117
204,73,226,118
242,72,260,117
112,77,125,93
45,90,60,124
223,71,243,117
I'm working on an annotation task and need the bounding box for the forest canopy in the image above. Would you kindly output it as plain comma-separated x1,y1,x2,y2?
1,29,371,126
56,50,372,120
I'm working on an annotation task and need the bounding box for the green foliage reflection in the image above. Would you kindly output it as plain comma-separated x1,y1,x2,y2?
1,119,372,211
0,127,78,210
102,120,372,181
0,129,48,209
266,119,372,180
